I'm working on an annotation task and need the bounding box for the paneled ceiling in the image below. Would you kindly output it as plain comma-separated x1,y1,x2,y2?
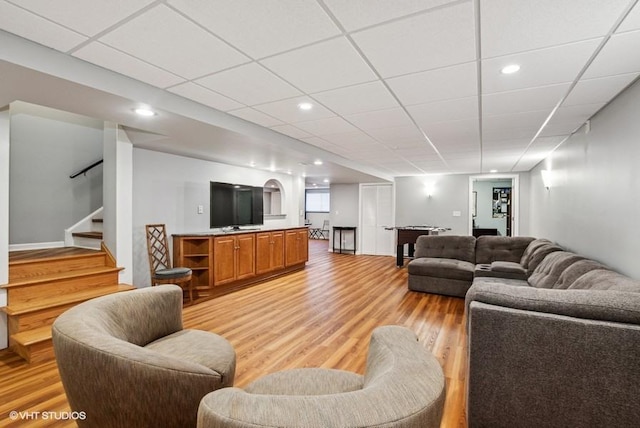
1,0,639,184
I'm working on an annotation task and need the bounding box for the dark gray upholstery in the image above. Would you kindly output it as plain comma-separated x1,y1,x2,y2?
466,251,640,427
413,235,476,263
408,235,477,297
197,326,446,428
519,238,553,269
475,236,535,264
524,243,563,274
52,285,236,428
527,251,585,288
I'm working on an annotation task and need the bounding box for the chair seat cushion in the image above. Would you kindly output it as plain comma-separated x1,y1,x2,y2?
145,329,236,388
154,267,192,279
490,261,526,274
246,368,364,396
408,258,475,281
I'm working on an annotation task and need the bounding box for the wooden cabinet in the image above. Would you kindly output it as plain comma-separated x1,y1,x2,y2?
285,228,309,267
213,233,255,286
173,236,211,288
256,231,285,275
173,227,307,294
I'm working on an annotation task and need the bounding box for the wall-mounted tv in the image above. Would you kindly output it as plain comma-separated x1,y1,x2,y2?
210,182,264,229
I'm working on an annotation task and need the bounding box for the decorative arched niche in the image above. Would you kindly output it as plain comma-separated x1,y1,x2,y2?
263,179,286,219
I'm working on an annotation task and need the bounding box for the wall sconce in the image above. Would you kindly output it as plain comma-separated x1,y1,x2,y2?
540,169,552,189
424,183,435,198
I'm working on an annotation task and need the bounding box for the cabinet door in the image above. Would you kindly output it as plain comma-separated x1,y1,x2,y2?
271,231,285,270
255,232,273,275
285,230,299,266
297,229,308,263
236,233,256,280
213,236,236,285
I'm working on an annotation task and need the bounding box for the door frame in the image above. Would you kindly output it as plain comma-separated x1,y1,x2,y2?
468,174,519,236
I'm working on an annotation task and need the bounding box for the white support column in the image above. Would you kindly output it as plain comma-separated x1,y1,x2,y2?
0,108,11,349
103,122,133,284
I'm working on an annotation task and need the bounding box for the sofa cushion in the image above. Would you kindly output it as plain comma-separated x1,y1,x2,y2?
554,259,609,289
527,251,585,289
474,262,527,280
414,235,476,263
568,269,640,292
519,238,553,268
525,244,563,274
146,329,236,387
408,257,474,281
472,276,528,288
475,236,535,264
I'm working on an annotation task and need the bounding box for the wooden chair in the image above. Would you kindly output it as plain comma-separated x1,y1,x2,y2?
145,224,193,303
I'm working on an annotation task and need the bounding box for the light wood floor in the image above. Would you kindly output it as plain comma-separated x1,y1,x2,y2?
0,240,467,427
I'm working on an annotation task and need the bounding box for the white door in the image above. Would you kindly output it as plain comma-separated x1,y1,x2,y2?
360,184,394,256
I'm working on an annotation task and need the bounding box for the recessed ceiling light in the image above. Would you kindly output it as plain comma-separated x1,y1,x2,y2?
313,160,323,165
501,64,520,75
323,178,329,183
490,169,498,173
134,107,156,117
298,102,313,111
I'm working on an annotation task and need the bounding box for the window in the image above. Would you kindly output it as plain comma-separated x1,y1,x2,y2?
305,189,330,212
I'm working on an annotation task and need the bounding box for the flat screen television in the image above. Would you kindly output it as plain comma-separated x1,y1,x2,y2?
210,182,264,229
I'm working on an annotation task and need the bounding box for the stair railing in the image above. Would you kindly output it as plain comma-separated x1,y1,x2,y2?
70,159,103,178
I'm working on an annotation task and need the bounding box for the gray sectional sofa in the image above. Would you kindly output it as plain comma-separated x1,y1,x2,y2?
408,235,640,426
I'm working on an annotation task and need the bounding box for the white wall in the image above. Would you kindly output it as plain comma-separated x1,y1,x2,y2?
103,124,133,283
9,103,103,245
395,173,530,236
1,109,10,349
329,184,359,249
529,78,640,279
132,148,301,287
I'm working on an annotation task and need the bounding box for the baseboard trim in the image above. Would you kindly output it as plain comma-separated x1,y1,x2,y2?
9,241,65,251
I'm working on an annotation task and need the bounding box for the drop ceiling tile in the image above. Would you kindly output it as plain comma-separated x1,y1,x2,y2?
295,117,359,136
312,81,399,116
323,0,457,31
483,83,570,116
345,107,414,130
195,63,301,106
167,0,340,58
352,2,476,78
411,159,450,173
322,131,379,146
261,37,377,93
228,108,284,127
564,73,639,106
425,118,480,145
300,136,343,152
408,97,478,126
386,62,477,106
168,82,244,111
481,0,630,57
11,0,155,37
582,30,640,78
349,149,397,161
366,125,424,145
0,1,87,51
446,158,481,172
393,147,439,161
374,162,424,175
540,103,605,136
74,42,185,88
269,124,311,139
482,110,551,140
99,5,249,80
482,39,602,94
254,96,336,123
617,2,640,33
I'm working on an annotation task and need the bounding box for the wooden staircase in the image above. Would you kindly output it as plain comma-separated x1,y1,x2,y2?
2,244,134,363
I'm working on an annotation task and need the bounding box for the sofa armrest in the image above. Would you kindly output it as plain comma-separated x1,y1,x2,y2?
465,281,640,325
467,301,640,427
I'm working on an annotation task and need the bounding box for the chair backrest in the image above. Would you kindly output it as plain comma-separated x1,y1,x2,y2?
146,224,172,277
322,219,330,231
